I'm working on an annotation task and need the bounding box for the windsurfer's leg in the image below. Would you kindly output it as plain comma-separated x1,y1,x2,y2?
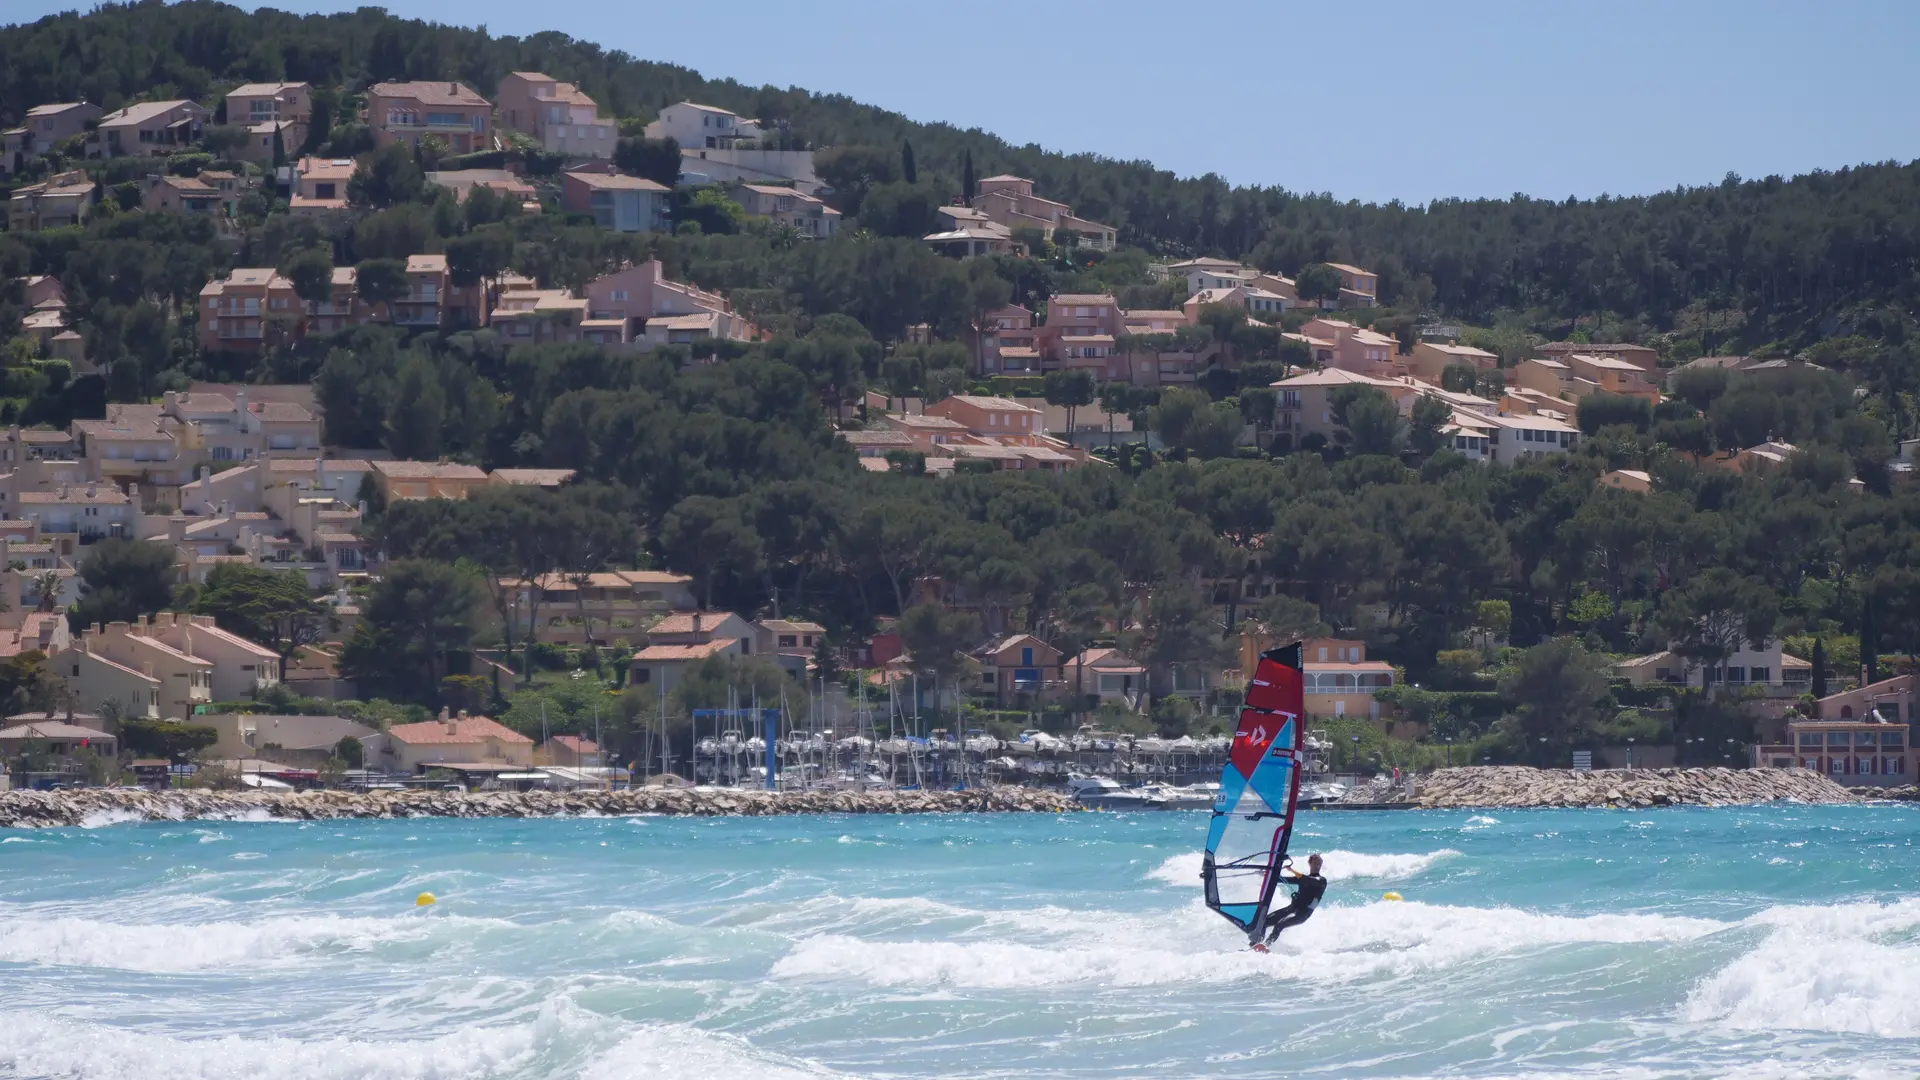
1264,906,1311,944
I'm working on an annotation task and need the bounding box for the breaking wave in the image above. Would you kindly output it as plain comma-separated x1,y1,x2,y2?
1146,847,1461,886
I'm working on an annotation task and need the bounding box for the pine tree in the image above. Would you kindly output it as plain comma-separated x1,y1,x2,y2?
901,139,917,184
962,149,976,203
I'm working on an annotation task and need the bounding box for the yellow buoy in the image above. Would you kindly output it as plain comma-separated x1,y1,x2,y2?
1382,891,1404,902
415,892,437,907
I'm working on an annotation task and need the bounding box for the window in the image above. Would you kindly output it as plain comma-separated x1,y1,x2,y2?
1021,647,1034,666
1750,667,1770,684
610,290,628,302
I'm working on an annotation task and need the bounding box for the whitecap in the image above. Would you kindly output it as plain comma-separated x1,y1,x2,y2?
1147,848,1460,886
772,899,1725,990
1685,898,1920,1037
0,910,506,972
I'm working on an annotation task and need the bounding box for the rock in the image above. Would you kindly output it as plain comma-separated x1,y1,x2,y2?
1415,766,1864,810
0,784,1083,828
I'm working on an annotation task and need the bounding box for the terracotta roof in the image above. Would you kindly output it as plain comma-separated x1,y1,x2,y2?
0,721,115,742
760,619,826,634
634,639,741,661
488,468,577,486
98,100,203,128
550,734,599,753
619,571,692,586
1050,294,1118,306
18,488,129,505
839,429,914,447
886,413,968,430
372,461,488,480
650,612,742,635
387,714,532,746
942,395,1040,412
228,82,309,98
571,172,670,192
369,81,490,108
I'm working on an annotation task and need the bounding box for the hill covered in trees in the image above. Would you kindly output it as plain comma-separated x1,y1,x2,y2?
2,1,1919,767
4,0,1919,354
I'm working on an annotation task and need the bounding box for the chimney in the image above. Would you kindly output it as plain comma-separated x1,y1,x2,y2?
199,465,211,485
86,481,96,499
357,500,368,516
129,483,141,516
164,391,177,411
449,83,458,95
167,515,186,543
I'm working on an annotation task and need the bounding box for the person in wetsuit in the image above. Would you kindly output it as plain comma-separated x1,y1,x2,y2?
1253,853,1326,949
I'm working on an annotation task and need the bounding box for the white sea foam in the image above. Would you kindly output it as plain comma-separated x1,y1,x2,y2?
773,899,1725,989
77,808,154,829
0,910,495,972
1146,847,1460,886
0,1005,844,1080
1683,898,1920,1036
583,1023,847,1080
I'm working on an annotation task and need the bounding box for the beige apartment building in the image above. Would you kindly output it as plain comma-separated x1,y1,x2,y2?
366,81,493,154
222,82,312,161
2,102,101,176
7,171,95,232
970,175,1117,250
92,99,208,156
290,156,354,214
496,72,614,158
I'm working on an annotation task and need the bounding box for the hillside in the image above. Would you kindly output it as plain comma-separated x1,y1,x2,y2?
0,2,1917,769
3,1,1918,351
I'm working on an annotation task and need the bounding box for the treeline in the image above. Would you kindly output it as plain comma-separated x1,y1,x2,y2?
6,2,1920,348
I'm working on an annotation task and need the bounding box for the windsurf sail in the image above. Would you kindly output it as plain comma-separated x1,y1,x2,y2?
1202,642,1305,943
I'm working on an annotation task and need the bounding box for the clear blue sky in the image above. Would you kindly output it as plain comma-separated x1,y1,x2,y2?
13,0,1918,203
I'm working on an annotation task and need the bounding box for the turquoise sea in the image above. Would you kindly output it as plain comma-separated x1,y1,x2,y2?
2,804,1918,1079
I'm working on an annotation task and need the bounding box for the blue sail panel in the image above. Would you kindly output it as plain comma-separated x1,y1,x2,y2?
1201,644,1305,939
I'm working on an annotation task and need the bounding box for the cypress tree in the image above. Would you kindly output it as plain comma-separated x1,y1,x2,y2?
1861,593,1880,685
962,149,976,203
1811,637,1828,699
271,125,286,169
901,139,917,184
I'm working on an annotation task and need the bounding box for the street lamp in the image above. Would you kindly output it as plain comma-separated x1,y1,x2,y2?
1626,736,1635,771
1444,736,1453,768
1350,735,1360,777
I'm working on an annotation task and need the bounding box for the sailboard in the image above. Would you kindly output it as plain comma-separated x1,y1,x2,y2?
1201,642,1305,943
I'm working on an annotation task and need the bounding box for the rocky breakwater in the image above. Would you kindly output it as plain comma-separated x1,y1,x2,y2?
0,785,1081,829
1414,766,1870,809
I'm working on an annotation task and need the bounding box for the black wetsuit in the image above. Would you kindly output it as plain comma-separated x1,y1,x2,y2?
1263,870,1327,943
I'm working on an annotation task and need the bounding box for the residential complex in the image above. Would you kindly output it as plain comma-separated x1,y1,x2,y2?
561,171,671,232
2,102,101,177
496,72,615,159
91,100,209,156
6,171,94,232
222,82,311,162
968,175,1116,251
731,183,841,237
366,81,493,154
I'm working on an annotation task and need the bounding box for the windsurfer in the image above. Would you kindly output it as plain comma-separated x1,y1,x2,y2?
1252,854,1326,951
